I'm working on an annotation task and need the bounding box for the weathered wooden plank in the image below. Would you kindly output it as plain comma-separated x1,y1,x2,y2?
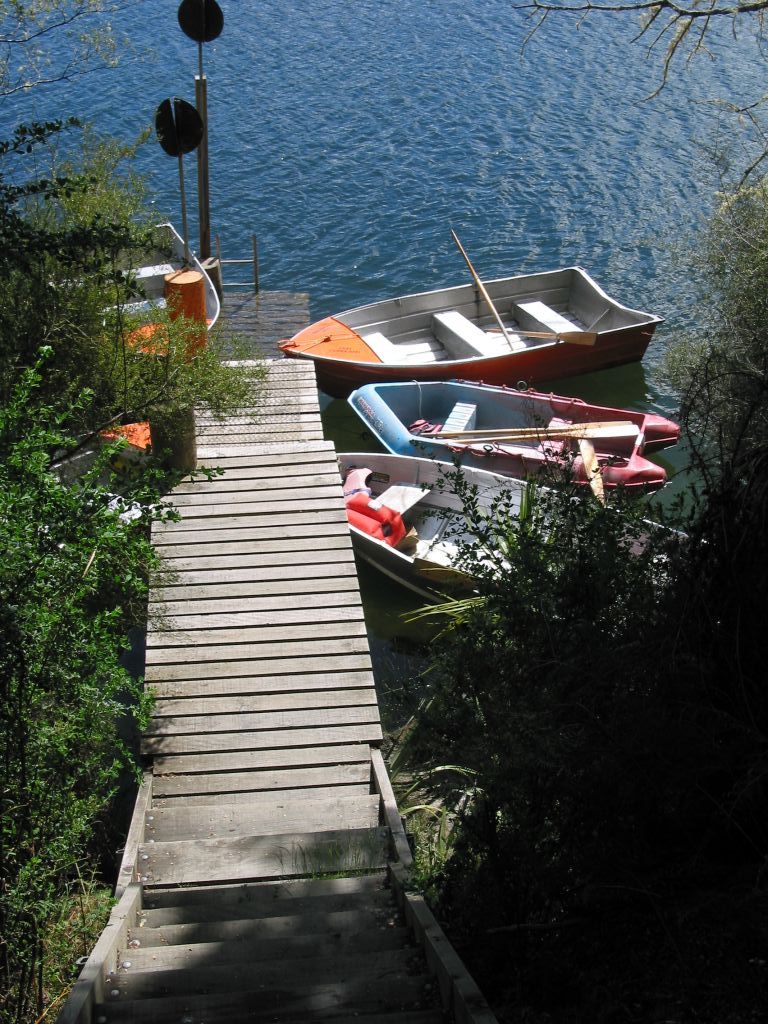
152,742,371,776
145,639,372,670
145,651,374,684
133,903,389,948
150,604,363,632
153,508,348,535
141,722,382,755
153,524,351,552
123,926,409,971
167,482,343,509
169,495,347,519
152,762,371,798
197,410,322,428
151,559,358,589
156,546,354,573
109,947,415,1000
197,398,319,421
99,970,433,1024
151,783,372,808
199,428,326,445
146,621,368,653
147,667,375,698
196,439,335,460
149,592,362,620
145,704,380,736
194,449,337,473
152,688,378,717
142,872,386,909
170,470,341,495
149,577,362,605
145,627,369,664
139,826,389,885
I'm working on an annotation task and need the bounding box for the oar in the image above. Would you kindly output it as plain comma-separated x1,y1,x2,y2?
488,327,599,346
435,420,639,442
579,438,605,503
450,229,518,352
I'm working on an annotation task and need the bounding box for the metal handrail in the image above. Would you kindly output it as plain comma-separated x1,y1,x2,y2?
215,233,259,293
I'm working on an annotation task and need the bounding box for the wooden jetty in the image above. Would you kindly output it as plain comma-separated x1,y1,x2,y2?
60,326,496,1023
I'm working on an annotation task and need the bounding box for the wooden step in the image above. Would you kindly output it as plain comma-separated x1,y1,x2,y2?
151,690,376,720
141,872,391,921
123,924,412,971
108,946,420,1000
97,970,437,1023
146,663,375,696
151,783,372,809
131,904,398,948
151,762,372,799
142,722,383,757
146,793,380,841
142,872,387,910
152,741,371,776
144,705,381,738
138,827,390,886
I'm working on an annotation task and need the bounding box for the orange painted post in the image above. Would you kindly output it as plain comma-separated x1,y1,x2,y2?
164,269,207,356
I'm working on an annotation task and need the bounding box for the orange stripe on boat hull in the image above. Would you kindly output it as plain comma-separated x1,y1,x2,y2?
279,316,382,364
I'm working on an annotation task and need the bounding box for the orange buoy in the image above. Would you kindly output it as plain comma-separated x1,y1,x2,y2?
164,268,207,357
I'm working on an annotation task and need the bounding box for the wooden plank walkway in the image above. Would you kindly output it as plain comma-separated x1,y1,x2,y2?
61,346,497,1024
220,290,310,358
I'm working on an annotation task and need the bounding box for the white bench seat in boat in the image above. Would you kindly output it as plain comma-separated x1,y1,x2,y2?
361,332,447,364
516,301,578,334
369,483,432,514
359,331,401,362
133,263,176,298
433,310,525,357
442,402,477,433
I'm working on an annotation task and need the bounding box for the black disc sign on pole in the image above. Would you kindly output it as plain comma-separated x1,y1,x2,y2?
177,0,224,44
155,97,204,266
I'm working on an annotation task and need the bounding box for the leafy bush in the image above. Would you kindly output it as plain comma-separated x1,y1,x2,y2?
0,360,176,1023
400,463,768,1021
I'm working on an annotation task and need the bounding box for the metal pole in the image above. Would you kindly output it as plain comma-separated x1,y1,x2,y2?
195,74,211,260
252,234,260,295
178,153,191,265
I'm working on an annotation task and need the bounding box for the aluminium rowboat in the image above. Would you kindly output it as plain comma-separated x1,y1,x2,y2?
280,267,662,397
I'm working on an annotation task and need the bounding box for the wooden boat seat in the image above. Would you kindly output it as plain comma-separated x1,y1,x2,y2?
515,300,578,335
369,483,431,514
433,310,525,358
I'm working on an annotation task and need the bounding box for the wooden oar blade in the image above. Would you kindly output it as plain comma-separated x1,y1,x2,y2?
559,330,599,346
578,438,605,503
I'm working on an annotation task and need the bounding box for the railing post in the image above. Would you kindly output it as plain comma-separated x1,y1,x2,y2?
252,234,260,295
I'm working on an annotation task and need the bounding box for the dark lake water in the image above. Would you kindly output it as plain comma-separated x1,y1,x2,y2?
4,0,764,683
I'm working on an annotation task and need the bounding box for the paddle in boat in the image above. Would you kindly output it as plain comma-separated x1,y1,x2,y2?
339,451,531,601
348,380,679,492
280,255,662,398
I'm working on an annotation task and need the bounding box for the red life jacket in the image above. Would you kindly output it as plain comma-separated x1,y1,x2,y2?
345,491,406,547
